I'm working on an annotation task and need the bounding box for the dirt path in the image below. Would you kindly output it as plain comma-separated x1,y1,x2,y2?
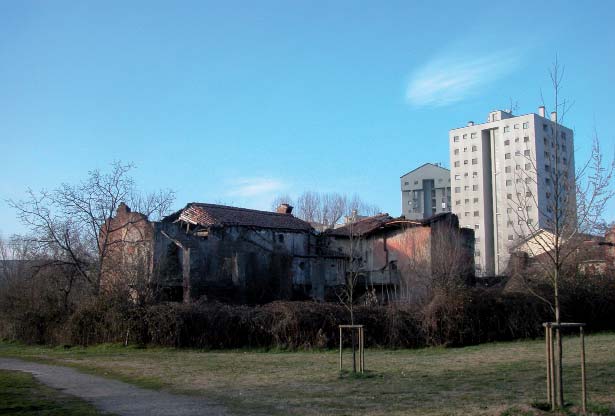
0,357,228,416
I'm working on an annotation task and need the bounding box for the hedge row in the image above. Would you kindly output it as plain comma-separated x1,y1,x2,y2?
5,279,615,349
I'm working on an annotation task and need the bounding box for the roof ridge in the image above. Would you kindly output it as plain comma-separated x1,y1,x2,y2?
400,162,449,178
188,202,290,217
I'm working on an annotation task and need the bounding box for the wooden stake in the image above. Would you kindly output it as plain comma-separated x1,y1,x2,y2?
550,326,556,410
580,327,587,415
545,325,551,404
339,326,342,372
360,327,365,373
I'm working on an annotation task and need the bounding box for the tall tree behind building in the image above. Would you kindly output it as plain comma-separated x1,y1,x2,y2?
9,161,175,295
273,191,380,228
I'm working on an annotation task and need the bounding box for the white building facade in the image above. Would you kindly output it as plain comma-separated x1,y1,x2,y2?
400,163,451,220
449,108,575,276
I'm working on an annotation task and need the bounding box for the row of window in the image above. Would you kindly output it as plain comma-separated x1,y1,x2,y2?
453,158,479,167
544,137,568,152
455,197,480,205
454,185,479,193
410,188,451,195
452,132,478,142
507,192,533,199
453,145,478,155
461,211,480,217
505,206,533,214
403,178,450,186
504,150,531,159
503,122,530,132
453,125,568,144
408,197,451,205
460,222,479,233
504,136,530,145
505,177,532,186
454,173,479,180
504,164,532,172
506,218,534,227
543,125,569,141
544,151,568,164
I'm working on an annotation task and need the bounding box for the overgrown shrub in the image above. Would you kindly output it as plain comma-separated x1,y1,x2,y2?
3,277,615,349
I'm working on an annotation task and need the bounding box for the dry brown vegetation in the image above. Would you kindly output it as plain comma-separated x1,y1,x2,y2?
1,332,614,416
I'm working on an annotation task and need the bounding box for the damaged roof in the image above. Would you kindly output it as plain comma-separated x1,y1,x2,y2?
325,214,394,237
163,203,313,231
326,212,459,238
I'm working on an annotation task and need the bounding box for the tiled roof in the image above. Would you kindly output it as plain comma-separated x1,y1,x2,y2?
325,214,393,237
164,203,313,231
532,235,607,264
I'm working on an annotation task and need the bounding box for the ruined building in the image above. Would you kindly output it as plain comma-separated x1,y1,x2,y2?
324,212,475,302
100,202,475,304
505,225,615,289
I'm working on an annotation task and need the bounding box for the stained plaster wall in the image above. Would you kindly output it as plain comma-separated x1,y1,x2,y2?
326,226,432,287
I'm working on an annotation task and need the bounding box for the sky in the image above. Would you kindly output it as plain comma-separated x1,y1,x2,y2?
1,0,614,238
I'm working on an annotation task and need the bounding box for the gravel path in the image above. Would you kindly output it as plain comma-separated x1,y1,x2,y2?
0,357,228,416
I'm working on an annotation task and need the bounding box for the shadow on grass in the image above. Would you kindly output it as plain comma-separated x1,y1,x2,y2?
337,369,382,380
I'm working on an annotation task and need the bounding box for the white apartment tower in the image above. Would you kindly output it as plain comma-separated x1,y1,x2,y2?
449,107,575,276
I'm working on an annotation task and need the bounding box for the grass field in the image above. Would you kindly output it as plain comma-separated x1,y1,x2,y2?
0,369,113,416
1,333,614,416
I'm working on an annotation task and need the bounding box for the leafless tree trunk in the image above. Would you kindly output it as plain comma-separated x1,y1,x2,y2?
509,58,614,408
336,213,365,373
9,161,175,296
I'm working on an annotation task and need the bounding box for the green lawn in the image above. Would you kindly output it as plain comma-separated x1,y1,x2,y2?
0,369,113,416
1,333,614,416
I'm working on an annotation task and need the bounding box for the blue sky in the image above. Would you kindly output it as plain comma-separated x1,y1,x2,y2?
1,1,614,238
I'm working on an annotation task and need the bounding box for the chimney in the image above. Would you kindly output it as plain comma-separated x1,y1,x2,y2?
467,121,474,126
550,111,557,122
276,203,293,214
538,106,545,117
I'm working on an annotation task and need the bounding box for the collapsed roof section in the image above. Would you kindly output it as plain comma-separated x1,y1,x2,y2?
162,203,313,232
326,212,461,238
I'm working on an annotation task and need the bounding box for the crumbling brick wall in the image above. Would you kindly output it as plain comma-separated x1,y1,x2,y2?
99,203,155,296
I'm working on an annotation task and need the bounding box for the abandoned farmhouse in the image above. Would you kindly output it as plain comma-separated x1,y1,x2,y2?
98,106,614,305
100,202,474,303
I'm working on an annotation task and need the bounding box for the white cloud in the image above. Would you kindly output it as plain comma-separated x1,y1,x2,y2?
406,49,522,108
226,177,286,198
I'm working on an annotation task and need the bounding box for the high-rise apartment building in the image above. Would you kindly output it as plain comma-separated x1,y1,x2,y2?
400,163,451,220
449,107,575,276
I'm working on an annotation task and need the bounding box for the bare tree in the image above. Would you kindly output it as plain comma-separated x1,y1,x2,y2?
347,193,380,218
278,191,380,229
9,162,175,295
336,213,364,373
337,220,363,325
509,58,615,408
318,193,347,227
296,191,321,223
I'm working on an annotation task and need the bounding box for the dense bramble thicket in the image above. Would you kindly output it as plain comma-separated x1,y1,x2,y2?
2,278,614,349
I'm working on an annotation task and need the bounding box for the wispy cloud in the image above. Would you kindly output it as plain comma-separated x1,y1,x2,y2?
406,49,523,108
226,177,286,198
